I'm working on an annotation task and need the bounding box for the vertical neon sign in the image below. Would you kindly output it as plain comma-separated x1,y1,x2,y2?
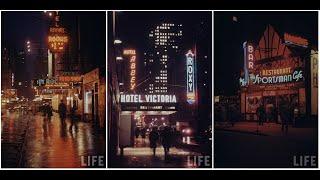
186,50,195,104
124,49,137,91
243,42,254,85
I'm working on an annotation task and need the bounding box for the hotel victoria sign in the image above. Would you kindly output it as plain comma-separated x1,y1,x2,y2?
120,94,177,104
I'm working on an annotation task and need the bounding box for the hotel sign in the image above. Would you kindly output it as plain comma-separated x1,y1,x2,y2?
186,50,195,104
120,94,177,104
48,27,68,53
123,49,136,91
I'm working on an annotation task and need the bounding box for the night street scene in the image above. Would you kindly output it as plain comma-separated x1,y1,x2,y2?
214,12,318,168
108,11,212,168
1,11,106,168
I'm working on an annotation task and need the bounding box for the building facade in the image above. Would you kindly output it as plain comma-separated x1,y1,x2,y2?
144,23,183,94
240,25,318,126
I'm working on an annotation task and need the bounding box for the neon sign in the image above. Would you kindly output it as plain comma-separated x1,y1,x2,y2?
247,44,254,70
123,49,137,91
186,50,195,104
240,70,303,86
284,33,308,48
120,94,177,103
48,27,68,53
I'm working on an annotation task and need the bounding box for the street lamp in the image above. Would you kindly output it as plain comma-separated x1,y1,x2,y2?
114,39,122,44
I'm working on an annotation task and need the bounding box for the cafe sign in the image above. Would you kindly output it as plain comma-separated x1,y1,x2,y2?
240,70,304,86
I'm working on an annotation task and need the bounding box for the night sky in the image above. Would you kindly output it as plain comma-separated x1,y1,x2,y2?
2,11,106,78
214,11,318,96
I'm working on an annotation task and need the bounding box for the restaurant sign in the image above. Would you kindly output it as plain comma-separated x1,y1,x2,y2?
240,70,303,86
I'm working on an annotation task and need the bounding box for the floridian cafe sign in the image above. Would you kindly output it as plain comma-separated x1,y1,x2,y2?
240,67,304,86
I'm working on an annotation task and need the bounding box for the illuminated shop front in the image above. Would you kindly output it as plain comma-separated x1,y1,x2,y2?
240,25,318,124
83,68,106,128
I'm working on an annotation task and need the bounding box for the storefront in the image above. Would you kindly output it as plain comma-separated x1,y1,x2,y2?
240,25,318,125
83,68,105,128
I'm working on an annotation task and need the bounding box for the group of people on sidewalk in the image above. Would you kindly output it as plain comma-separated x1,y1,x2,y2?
256,97,298,134
40,100,78,132
135,126,179,159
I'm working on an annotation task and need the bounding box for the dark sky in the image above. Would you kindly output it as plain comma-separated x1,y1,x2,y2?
2,11,106,74
214,11,318,96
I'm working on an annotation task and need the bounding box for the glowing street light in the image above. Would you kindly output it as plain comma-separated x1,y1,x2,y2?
114,39,122,44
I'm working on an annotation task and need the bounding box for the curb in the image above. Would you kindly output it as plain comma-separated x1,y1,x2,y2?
215,128,269,136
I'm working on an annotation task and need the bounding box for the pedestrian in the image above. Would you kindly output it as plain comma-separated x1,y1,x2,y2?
256,103,265,126
58,100,67,123
47,105,53,120
42,103,47,117
161,126,172,160
141,127,146,139
135,127,140,139
69,105,77,132
149,127,159,156
280,97,289,134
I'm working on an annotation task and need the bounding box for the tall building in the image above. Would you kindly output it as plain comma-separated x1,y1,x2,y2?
144,23,183,94
1,48,13,90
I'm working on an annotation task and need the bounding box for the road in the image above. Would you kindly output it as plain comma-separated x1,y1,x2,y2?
1,110,105,168
214,130,318,168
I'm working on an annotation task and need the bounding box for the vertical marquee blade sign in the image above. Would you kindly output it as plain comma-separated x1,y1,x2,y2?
186,50,196,104
243,41,255,85
48,26,69,53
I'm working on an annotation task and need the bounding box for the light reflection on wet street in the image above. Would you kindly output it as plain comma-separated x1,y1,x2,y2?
2,111,105,168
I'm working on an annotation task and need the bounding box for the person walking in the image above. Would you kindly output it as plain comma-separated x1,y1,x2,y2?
280,97,289,134
149,127,159,157
69,105,78,132
58,100,67,123
47,105,53,120
161,126,172,160
256,103,265,126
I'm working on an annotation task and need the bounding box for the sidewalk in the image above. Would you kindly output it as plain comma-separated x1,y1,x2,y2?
215,121,317,140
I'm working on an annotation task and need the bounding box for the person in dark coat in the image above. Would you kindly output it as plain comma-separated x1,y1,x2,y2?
58,100,67,122
161,126,172,159
256,103,265,126
149,127,159,156
280,97,289,134
69,105,78,132
47,105,53,120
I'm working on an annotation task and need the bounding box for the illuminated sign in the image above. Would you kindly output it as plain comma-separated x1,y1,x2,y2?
58,76,82,83
120,94,177,103
260,67,292,76
284,33,308,48
243,42,255,86
247,44,254,70
240,70,303,86
48,27,68,53
186,50,195,104
123,49,136,55
123,49,136,91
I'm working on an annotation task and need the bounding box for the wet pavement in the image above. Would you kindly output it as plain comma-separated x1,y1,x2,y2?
110,137,211,168
2,110,105,168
